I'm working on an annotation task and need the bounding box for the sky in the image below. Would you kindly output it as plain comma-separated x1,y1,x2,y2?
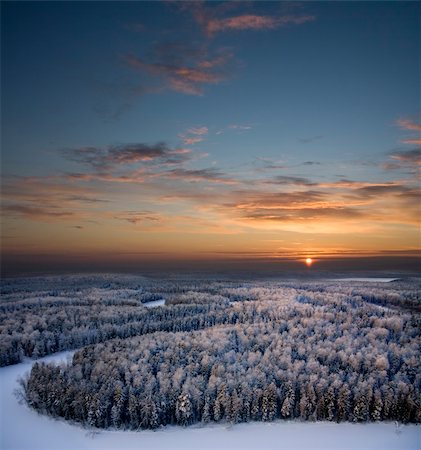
1,1,420,275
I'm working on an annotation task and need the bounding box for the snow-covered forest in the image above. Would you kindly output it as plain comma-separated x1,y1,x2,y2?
1,275,420,430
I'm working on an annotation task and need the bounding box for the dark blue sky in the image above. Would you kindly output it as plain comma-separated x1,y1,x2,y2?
1,1,420,272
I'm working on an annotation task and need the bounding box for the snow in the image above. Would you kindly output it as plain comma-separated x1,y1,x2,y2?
143,299,166,308
333,278,399,283
1,353,420,450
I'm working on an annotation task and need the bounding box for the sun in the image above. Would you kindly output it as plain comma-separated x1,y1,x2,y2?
305,258,313,267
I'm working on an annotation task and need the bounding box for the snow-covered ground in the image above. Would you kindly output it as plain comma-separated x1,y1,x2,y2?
1,353,419,450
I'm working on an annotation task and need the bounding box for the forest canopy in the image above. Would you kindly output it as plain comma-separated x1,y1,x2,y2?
1,275,420,428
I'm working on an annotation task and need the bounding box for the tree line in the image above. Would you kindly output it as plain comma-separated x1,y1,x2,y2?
21,279,421,428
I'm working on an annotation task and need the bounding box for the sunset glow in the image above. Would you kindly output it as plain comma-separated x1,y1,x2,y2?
305,258,313,267
1,1,419,275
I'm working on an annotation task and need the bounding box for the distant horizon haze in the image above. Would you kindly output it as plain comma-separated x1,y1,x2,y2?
2,253,420,278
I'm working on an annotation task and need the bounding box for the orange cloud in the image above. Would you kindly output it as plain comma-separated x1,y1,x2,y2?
1,176,108,223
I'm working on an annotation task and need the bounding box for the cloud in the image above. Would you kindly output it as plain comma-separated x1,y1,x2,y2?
124,47,231,95
162,168,237,184
63,142,192,170
206,14,315,35
115,211,162,225
181,137,204,145
401,139,421,145
351,183,415,198
298,135,324,144
184,2,315,37
1,176,108,223
219,189,367,226
389,149,421,166
207,15,280,33
179,126,209,145
241,206,364,223
65,171,147,184
188,126,208,135
229,124,252,130
397,119,421,131
265,175,318,186
253,157,323,172
206,174,421,230
301,161,321,166
2,176,107,203
216,124,252,135
3,204,75,220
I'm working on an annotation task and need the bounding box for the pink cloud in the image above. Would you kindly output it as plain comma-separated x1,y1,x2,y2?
179,126,208,145
182,137,204,145
207,15,280,34
204,13,315,35
390,149,421,166
397,119,421,131
125,54,228,96
401,139,421,145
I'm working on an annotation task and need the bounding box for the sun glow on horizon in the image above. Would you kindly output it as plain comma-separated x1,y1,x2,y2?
305,257,313,267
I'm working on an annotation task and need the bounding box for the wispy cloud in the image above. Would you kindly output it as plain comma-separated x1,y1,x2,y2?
401,139,421,145
188,126,209,135
253,157,322,172
219,189,367,227
301,161,322,166
179,126,209,145
1,176,107,223
216,124,253,135
215,179,420,231
390,149,421,166
396,118,421,148
206,14,315,35
350,183,417,198
63,142,192,170
65,170,148,184
229,124,252,130
184,2,315,37
298,135,324,144
397,119,421,131
115,211,162,225
3,204,75,220
264,175,318,186
162,168,237,184
124,45,232,95
181,137,204,145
